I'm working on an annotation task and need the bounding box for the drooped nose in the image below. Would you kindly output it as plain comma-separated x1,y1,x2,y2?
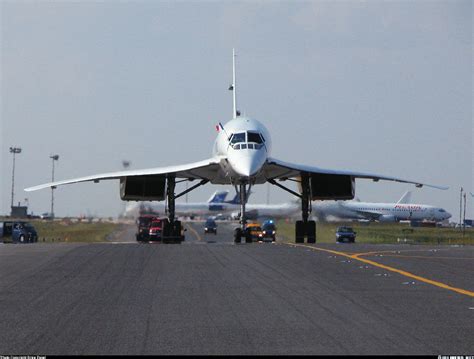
445,211,452,220
228,150,266,178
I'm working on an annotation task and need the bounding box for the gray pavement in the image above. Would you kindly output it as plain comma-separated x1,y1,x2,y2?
0,221,472,355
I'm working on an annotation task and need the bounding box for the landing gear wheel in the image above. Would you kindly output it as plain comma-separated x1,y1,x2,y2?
306,220,316,243
234,228,242,243
295,221,305,243
245,231,252,244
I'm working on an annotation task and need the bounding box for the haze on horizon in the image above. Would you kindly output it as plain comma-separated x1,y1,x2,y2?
1,1,472,219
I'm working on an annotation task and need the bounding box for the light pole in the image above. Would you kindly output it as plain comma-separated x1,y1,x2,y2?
50,154,59,218
9,147,22,213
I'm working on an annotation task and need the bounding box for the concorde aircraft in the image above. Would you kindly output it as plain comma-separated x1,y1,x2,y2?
25,50,447,243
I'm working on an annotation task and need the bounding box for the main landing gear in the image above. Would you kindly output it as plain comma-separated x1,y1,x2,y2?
163,176,208,243
234,183,253,244
269,174,316,244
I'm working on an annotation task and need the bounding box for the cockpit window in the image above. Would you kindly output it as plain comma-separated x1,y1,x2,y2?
439,209,445,212
248,143,254,149
234,144,241,150
241,144,247,149
247,132,263,144
230,132,246,144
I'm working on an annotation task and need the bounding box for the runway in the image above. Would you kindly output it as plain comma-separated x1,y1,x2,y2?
0,221,472,355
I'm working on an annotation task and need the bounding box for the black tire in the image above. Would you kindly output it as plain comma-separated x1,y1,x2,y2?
272,236,276,242
295,221,305,243
234,228,242,243
306,220,316,243
245,233,252,243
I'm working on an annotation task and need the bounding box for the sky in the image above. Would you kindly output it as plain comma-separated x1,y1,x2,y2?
1,0,472,220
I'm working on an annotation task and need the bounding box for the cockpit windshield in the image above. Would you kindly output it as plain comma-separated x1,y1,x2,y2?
230,132,246,144
230,131,265,150
247,132,263,144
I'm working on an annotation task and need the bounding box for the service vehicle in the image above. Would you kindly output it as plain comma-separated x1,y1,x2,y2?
261,220,277,242
0,221,38,243
136,215,156,242
149,218,166,241
245,223,264,242
336,226,356,243
204,218,217,234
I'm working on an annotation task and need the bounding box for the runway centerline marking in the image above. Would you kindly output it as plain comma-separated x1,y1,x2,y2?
282,243,474,298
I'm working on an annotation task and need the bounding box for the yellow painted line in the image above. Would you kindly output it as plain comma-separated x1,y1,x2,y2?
369,254,474,261
185,223,202,241
283,243,474,298
351,248,451,258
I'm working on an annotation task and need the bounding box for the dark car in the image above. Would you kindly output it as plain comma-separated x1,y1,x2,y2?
261,220,276,242
336,226,356,243
204,218,217,234
0,221,38,243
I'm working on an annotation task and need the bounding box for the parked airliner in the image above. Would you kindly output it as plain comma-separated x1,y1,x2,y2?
25,50,447,243
313,191,452,222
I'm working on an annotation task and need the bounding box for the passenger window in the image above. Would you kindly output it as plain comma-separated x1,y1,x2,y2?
241,144,247,149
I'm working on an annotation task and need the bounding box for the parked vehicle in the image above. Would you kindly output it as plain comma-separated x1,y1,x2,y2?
149,218,167,241
261,219,276,242
204,218,217,234
336,226,356,243
136,215,156,242
245,223,264,241
0,221,38,243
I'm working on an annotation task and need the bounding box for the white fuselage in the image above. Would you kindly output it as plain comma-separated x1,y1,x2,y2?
314,201,452,222
213,117,272,182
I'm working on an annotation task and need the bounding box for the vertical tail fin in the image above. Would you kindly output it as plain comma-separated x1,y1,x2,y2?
226,189,252,204
396,191,412,204
207,190,229,203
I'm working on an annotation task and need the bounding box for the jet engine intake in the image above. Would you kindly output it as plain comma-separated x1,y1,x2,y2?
310,174,355,200
120,175,167,201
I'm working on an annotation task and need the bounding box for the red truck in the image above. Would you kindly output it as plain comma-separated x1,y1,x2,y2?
148,218,166,241
136,215,156,242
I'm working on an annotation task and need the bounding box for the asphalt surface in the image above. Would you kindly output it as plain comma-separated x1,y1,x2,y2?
0,221,472,355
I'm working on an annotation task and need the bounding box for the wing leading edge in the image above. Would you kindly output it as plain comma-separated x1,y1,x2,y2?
264,157,448,191
25,157,223,192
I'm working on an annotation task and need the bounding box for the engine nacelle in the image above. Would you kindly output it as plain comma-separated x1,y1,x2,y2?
310,174,355,200
120,175,166,201
379,214,397,223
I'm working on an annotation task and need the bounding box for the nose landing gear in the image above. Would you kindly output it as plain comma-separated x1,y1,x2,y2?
234,183,253,244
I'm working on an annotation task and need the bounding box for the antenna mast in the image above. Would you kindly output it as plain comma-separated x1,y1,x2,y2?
232,48,237,119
